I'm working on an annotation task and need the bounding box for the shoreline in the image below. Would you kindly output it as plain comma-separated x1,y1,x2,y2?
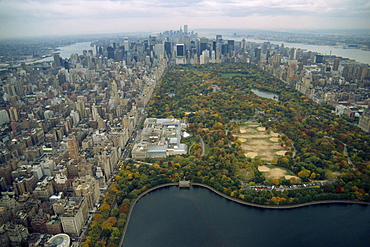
191,183,370,209
119,182,369,245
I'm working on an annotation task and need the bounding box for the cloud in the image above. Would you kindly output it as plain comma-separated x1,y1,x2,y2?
0,0,369,38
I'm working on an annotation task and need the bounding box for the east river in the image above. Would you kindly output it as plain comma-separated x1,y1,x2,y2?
122,186,370,247
208,34,370,65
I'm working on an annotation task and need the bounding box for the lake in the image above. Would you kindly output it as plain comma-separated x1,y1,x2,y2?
122,186,370,247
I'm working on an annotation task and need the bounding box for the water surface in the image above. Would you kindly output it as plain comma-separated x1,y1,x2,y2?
123,186,370,247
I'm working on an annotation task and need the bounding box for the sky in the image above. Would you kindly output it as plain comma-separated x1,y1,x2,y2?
0,0,369,39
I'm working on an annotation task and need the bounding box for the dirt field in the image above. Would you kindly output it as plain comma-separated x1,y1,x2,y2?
235,123,285,161
276,151,287,156
258,165,298,180
234,122,299,179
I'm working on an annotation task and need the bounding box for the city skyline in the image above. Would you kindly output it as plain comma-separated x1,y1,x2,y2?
0,0,369,39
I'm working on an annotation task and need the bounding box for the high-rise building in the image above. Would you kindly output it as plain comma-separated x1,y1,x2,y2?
333,58,340,71
198,38,209,56
176,44,185,57
216,35,222,43
123,37,130,52
184,25,188,35
67,135,79,161
164,41,172,59
107,46,115,59
76,100,86,118
3,84,17,97
183,36,191,52
315,55,324,63
254,48,261,63
91,104,101,121
228,40,235,53
60,197,88,235
0,110,10,125
53,53,62,67
289,47,296,60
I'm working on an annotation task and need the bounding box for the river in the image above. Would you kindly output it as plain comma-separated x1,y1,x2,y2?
122,186,369,247
34,42,93,63
207,34,370,65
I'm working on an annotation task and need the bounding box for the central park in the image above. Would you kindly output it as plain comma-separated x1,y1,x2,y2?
83,63,370,247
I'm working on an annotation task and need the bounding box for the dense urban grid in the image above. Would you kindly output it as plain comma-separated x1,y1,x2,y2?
0,26,369,246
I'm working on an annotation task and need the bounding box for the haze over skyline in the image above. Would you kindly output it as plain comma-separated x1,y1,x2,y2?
0,0,369,39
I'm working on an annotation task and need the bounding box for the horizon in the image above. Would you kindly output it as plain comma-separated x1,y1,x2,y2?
1,28,369,42
0,0,369,39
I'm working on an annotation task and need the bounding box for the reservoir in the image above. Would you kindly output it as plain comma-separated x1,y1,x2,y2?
122,186,370,247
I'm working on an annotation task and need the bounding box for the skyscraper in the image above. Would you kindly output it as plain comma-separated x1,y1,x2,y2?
107,46,115,59
124,37,130,51
176,44,185,57
333,58,340,71
198,38,209,56
164,41,172,59
175,44,186,64
184,25,188,35
53,53,62,67
289,48,296,60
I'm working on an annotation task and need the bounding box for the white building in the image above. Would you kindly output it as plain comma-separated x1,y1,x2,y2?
132,118,188,159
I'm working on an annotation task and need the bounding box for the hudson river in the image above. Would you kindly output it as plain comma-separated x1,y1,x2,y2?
122,186,370,247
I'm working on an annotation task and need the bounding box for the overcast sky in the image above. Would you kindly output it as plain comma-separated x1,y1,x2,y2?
0,0,369,39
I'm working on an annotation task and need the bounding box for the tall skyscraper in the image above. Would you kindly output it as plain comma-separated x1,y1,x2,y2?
76,100,86,118
107,46,115,59
124,37,130,51
164,40,172,59
228,40,235,53
184,25,188,35
241,38,246,52
254,48,261,63
216,35,222,43
333,58,340,71
289,48,296,60
183,36,191,52
179,26,183,43
53,53,62,67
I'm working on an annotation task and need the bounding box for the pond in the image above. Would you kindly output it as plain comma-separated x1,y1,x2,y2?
251,88,279,101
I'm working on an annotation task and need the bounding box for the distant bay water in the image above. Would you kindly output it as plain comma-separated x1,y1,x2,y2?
122,186,370,247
